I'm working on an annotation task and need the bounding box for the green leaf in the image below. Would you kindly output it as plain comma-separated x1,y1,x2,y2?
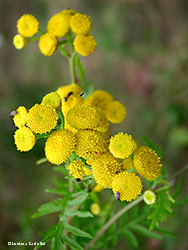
75,55,85,86
123,229,138,247
71,190,87,198
131,224,163,240
54,166,68,175
68,193,89,207
141,137,162,157
62,234,84,250
172,174,185,199
51,237,66,250
41,225,60,244
65,210,93,218
64,223,92,238
154,227,176,238
45,189,68,196
32,199,66,218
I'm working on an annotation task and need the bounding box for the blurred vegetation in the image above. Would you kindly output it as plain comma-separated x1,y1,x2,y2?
0,0,188,249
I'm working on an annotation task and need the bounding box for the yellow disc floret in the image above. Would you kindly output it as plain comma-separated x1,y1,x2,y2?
26,104,58,134
13,106,28,128
66,105,107,130
143,190,157,205
38,33,58,56
66,159,85,180
41,92,61,110
109,132,137,159
105,101,126,123
45,129,76,165
112,172,143,202
90,152,123,189
133,146,162,181
13,34,28,49
84,90,114,111
74,35,97,57
122,157,134,171
17,14,39,37
14,126,36,152
70,13,92,35
47,12,72,38
75,129,109,160
57,83,84,116
90,203,101,216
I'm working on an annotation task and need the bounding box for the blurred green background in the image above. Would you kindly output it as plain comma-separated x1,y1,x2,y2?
0,0,188,249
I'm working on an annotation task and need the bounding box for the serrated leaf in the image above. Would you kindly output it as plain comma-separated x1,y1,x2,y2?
51,237,65,250
131,224,163,240
32,199,66,218
172,174,185,199
68,193,89,207
64,223,92,238
71,190,87,198
123,229,138,247
173,195,188,207
65,210,93,218
41,225,60,243
62,234,84,250
45,189,68,196
154,227,176,238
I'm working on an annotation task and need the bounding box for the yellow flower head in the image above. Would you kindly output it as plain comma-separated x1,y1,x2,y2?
66,159,85,180
26,104,58,134
66,105,107,130
122,157,134,171
41,92,61,110
45,129,76,165
92,183,103,193
70,13,92,35
143,190,157,205
38,33,58,56
84,167,92,176
105,101,126,123
84,90,114,111
17,14,39,37
47,11,73,38
74,35,97,57
109,132,137,159
57,84,84,116
14,126,36,152
91,152,123,189
13,34,28,49
90,203,101,216
75,129,109,160
112,172,143,202
133,146,162,181
13,106,28,128
64,119,78,134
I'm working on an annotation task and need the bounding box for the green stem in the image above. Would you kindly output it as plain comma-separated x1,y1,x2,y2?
28,37,40,42
85,164,188,250
36,158,48,165
167,164,188,181
38,28,45,35
59,109,65,129
69,53,76,83
85,195,144,250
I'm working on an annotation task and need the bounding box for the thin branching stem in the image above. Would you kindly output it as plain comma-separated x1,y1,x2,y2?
85,164,188,250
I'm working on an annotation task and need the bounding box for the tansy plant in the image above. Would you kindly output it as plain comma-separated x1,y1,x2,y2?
11,9,188,250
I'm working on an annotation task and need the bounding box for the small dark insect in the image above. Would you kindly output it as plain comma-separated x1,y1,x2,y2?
76,178,81,183
115,191,120,201
10,110,17,116
115,171,120,175
64,91,73,102
80,92,84,97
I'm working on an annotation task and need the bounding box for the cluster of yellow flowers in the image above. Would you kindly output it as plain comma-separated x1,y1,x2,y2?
13,10,97,57
12,83,162,202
